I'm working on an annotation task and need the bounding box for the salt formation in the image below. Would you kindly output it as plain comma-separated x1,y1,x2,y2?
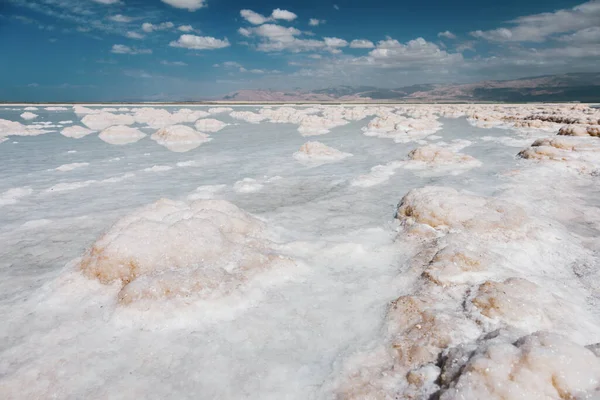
518,136,600,170
439,332,600,400
351,161,404,187
45,107,68,111
132,108,209,129
297,115,348,136
0,118,51,139
194,118,228,132
61,125,94,139
20,112,38,120
362,114,442,143
79,199,293,304
208,107,233,114
293,141,353,166
55,163,89,172
99,126,146,145
332,186,600,399
81,112,136,131
403,145,481,176
229,111,267,124
73,105,97,115
24,106,38,111
0,187,33,206
558,124,600,137
150,125,211,152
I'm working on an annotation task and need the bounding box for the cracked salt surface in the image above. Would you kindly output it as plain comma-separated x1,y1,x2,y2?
0,104,600,399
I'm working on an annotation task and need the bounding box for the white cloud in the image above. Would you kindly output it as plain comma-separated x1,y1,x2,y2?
142,21,174,33
558,26,600,44
438,31,456,39
271,9,297,21
333,4,340,10
350,39,375,48
240,10,270,25
92,0,120,4
240,9,298,25
470,1,600,42
126,31,145,39
178,25,195,32
161,60,188,66
109,14,132,23
160,0,206,11
111,44,152,55
309,19,324,26
324,37,348,48
241,23,333,53
169,34,230,50
352,37,463,68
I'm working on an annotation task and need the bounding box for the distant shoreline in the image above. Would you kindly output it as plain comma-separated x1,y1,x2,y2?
1,101,598,106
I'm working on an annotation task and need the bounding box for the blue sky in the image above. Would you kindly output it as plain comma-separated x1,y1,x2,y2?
1,0,599,101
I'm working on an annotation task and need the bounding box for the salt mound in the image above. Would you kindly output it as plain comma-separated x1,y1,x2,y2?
150,125,211,152
194,118,228,133
99,126,146,145
362,114,442,143
439,332,600,400
293,141,353,166
55,163,89,172
187,184,226,200
133,108,210,129
61,125,94,139
297,115,349,136
558,124,600,137
20,112,38,120
0,187,33,206
73,105,98,115
81,112,135,131
0,119,50,138
396,187,526,234
24,106,38,111
45,107,68,111
208,107,233,114
79,199,293,304
230,111,267,124
518,136,600,164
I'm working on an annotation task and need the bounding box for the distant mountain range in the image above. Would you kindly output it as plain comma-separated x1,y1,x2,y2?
221,73,600,103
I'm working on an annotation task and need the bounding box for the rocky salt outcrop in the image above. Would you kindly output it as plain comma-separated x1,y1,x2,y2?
79,199,294,305
150,125,211,152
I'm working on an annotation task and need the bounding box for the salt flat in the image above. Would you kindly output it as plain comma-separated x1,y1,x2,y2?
0,103,599,399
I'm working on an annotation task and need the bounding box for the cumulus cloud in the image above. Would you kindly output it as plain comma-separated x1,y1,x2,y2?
126,31,145,39
111,44,152,55
170,35,230,50
309,19,324,26
470,1,600,42
271,9,297,21
142,21,174,33
240,23,336,53
346,37,463,69
350,39,375,48
240,9,298,25
558,26,600,44
109,14,132,23
438,30,457,39
178,25,195,32
160,0,206,11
